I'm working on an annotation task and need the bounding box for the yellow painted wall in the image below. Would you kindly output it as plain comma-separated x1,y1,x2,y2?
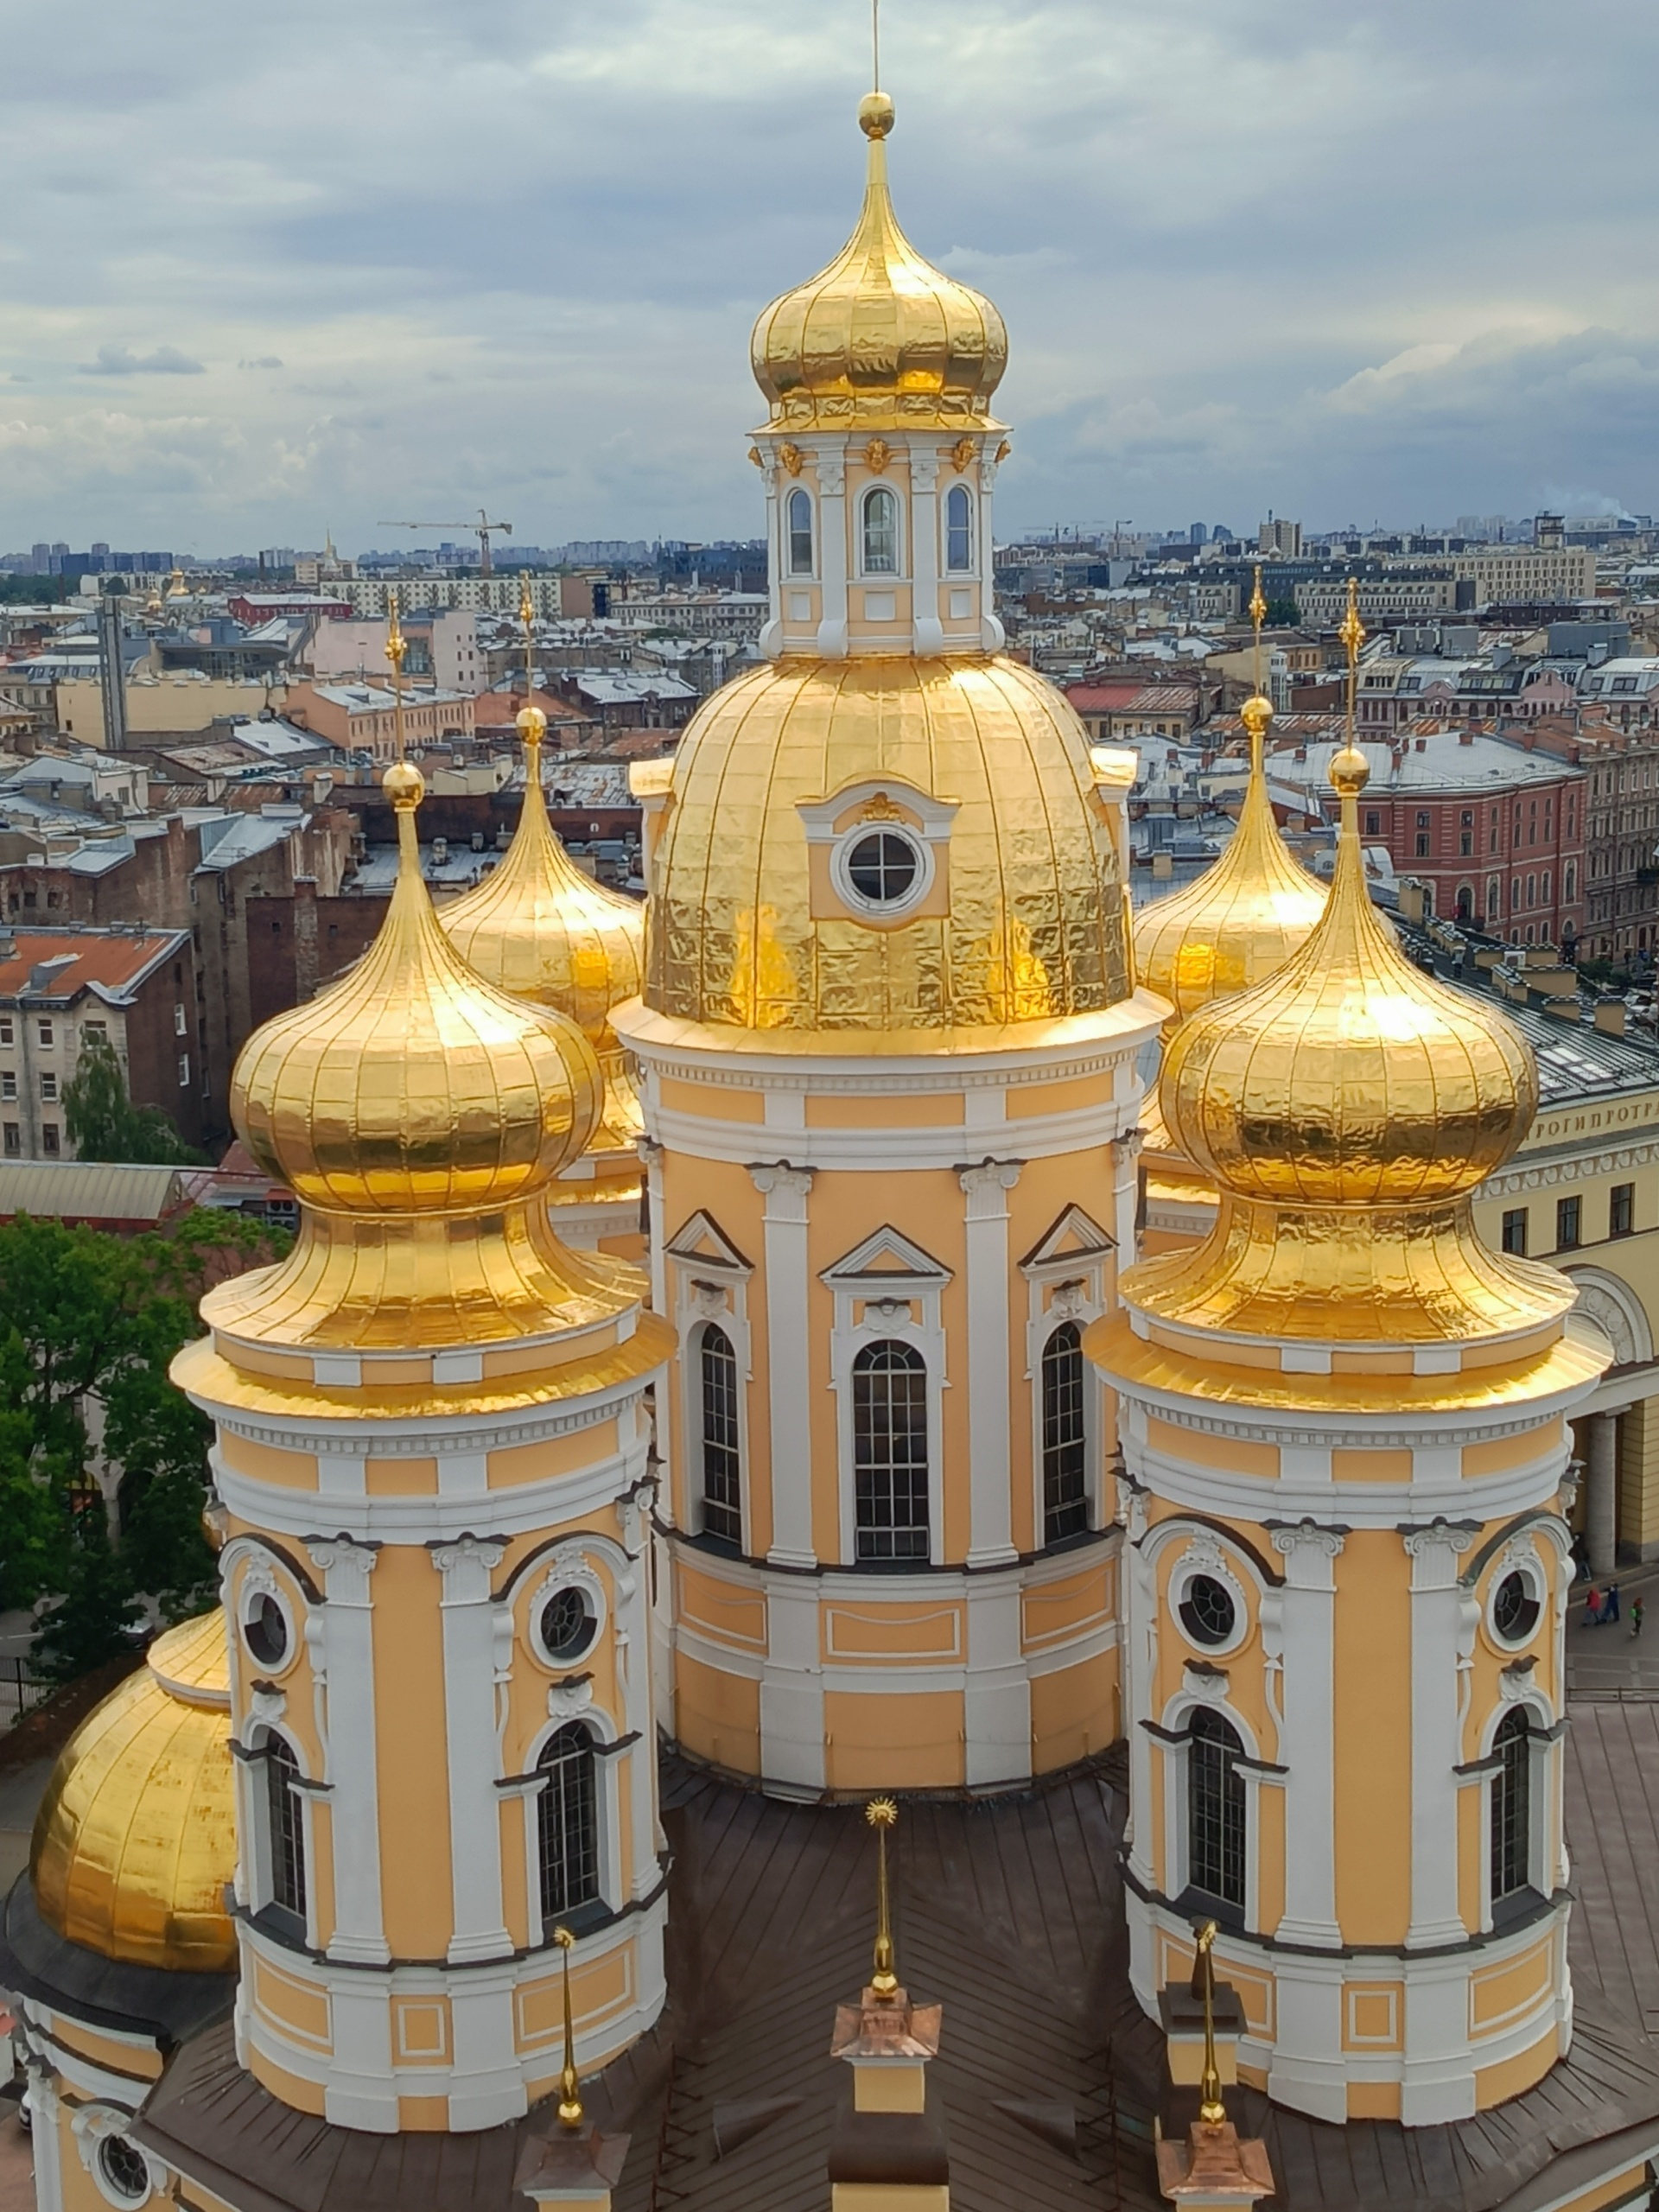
1332,1532,1412,1948
823,1688,963,1791
370,1546,454,1958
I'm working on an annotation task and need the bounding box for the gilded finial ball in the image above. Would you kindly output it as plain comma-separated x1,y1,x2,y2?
1329,744,1370,798
382,760,424,810
859,90,894,138
517,704,547,744
1240,694,1273,741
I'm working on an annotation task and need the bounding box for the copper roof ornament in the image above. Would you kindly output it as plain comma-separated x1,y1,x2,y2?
1154,1923,1274,2208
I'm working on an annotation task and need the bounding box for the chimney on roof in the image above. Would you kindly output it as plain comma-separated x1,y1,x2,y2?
1459,728,1474,745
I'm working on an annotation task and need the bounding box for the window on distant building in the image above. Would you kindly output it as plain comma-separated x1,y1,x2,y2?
1415,833,1430,857
1611,1183,1635,1238
1555,1196,1580,1250
39,1073,56,1103
2,1124,18,1158
41,1124,60,1156
1501,1207,1528,1255
1364,809,1381,835
36,1020,52,1047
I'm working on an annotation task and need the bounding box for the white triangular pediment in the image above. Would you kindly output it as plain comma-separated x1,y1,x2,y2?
822,1224,952,1289
1019,1204,1115,1275
664,1209,753,1277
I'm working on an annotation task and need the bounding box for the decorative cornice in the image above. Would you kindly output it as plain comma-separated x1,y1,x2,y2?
1484,1135,1659,1197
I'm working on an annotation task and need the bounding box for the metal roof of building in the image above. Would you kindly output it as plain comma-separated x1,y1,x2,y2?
0,1161,187,1223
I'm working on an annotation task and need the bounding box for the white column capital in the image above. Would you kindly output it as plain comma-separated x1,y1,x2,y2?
430,1535,508,1603
750,1160,814,1205
958,1156,1023,1209
305,1533,379,1597
1402,1516,1480,1586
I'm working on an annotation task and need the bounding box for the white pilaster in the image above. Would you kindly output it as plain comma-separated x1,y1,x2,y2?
305,1535,389,1968
911,448,943,653
963,1571,1031,1786
1404,1518,1478,1948
751,1162,817,1568
959,1158,1022,1569
814,445,849,659
759,1577,827,1795
1268,1520,1344,1948
977,451,1006,652
1586,1409,1618,1575
430,1535,513,1965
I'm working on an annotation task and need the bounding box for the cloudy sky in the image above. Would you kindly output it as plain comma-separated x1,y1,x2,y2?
2,0,1656,554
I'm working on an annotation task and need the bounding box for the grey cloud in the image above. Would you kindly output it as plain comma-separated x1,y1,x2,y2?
82,342,205,376
238,355,284,370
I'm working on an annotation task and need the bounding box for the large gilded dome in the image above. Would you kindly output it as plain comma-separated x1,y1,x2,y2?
234,761,603,1214
1135,696,1326,1032
644,655,1131,1033
30,1611,236,1974
442,709,644,1155
751,92,1007,434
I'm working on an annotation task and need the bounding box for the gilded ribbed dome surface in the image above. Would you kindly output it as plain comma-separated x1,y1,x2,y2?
442,713,644,1154
751,94,1007,434
30,1612,236,1974
1135,700,1326,1030
645,655,1130,1033
234,763,603,1213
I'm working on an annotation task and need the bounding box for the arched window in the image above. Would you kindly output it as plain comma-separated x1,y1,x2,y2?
787,487,814,576
699,1324,742,1545
265,1734,307,1922
1491,1707,1531,1903
945,484,973,572
1187,1709,1245,1910
537,1723,600,1924
852,1339,928,1560
1040,1322,1089,1544
1565,861,1577,901
861,486,899,575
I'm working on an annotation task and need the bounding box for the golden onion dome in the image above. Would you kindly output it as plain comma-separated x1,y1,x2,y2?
1164,743,1535,1209
233,760,603,1214
30,1612,236,1974
1134,694,1326,1032
642,654,1131,1033
442,708,645,1155
1123,741,1575,1344
751,92,1007,434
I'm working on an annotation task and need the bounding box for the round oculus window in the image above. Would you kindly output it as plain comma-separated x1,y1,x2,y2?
98,2134,151,2206
1178,1573,1236,1649
539,1586,597,1665
844,830,920,907
244,1592,288,1670
1492,1569,1541,1644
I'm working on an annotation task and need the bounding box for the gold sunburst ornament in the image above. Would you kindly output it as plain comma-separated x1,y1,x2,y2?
867,1796,899,1998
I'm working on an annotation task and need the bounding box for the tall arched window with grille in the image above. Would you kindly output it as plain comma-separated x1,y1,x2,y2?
852,1339,928,1561
264,1734,307,1923
698,1323,742,1545
1041,1321,1089,1544
537,1723,600,1925
1491,1707,1531,1904
1187,1708,1246,1910
945,483,973,571
787,487,814,575
861,486,899,575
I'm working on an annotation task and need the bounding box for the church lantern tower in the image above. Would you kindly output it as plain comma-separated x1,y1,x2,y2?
172,635,675,2134
1090,595,1610,2123
613,94,1165,1796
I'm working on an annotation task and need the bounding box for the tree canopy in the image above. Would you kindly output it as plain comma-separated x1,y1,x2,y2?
62,1032,204,1166
0,1208,288,1679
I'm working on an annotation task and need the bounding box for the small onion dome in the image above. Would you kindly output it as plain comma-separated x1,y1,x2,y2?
751,92,1007,434
30,1613,236,1974
643,655,1132,1033
1135,694,1326,1033
233,760,603,1215
442,707,644,1153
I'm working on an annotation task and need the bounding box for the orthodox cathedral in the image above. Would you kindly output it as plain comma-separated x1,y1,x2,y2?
4,79,1659,2212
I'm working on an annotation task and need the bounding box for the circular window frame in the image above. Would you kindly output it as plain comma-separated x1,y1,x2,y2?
831,822,934,923
85,2123,156,2209
1487,1555,1547,1651
238,1575,297,1679
530,1560,607,1674
1169,1553,1249,1658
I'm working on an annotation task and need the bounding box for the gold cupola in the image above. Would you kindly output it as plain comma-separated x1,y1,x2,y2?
1123,588,1575,1346
751,91,1007,433
442,582,645,1161
1135,574,1326,1033
30,1611,236,1975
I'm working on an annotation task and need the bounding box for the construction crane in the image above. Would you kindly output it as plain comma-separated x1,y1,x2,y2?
376,509,514,576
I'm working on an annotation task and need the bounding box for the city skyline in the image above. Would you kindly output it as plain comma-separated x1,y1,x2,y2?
2,0,1656,549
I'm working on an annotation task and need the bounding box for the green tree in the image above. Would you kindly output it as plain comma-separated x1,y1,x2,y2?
62,1033,203,1165
32,1513,144,1681
1264,598,1302,626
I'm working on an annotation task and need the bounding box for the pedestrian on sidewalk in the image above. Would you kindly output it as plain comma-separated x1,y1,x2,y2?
1586,1586,1604,1627
1609,1581,1623,1624
1632,1598,1645,1640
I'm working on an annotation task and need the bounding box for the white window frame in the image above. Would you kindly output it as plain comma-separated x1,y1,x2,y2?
664,1211,754,1542
518,1702,622,1940
860,483,903,578
944,482,975,574
1161,1684,1263,1931
785,486,816,578
1020,1206,1113,1547
823,1225,951,1567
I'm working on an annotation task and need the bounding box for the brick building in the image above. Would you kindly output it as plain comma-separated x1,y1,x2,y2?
282,679,475,759
1579,724,1659,958
1268,729,1586,942
0,925,202,1160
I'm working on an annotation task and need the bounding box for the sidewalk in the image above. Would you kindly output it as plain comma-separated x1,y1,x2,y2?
1567,1559,1659,1698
